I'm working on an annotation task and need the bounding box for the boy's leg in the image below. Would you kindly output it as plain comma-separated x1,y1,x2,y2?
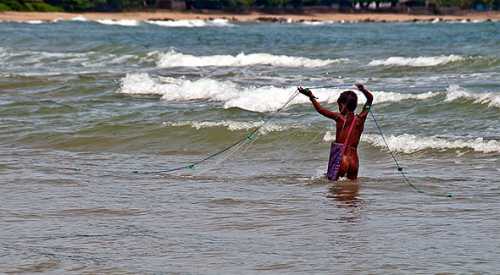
336,161,347,180
346,154,359,180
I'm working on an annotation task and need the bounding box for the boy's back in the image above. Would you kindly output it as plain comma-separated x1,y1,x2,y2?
298,84,373,180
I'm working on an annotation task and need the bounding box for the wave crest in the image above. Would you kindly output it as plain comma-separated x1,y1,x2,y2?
96,19,140,26
150,50,344,68
368,55,464,67
118,73,441,112
26,20,45,24
145,19,234,28
302,21,333,25
445,85,500,108
1,47,140,74
363,134,500,153
162,120,295,134
71,16,88,21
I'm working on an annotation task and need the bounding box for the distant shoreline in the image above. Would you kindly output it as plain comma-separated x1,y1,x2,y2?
1,11,500,23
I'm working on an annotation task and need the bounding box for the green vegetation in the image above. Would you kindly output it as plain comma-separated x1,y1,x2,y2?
28,1,63,11
0,0,63,11
0,0,497,11
0,2,10,10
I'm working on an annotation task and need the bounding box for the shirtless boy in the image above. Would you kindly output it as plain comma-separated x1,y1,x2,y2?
298,84,373,181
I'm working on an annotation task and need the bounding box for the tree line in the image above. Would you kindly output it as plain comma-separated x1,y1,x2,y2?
0,0,498,12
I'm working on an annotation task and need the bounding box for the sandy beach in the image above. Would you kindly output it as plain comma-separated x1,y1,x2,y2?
1,10,500,23
2,8,500,274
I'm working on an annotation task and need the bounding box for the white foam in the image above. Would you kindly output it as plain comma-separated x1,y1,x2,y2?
26,20,45,24
431,18,441,23
323,131,335,142
368,55,464,67
302,21,333,25
71,16,88,22
95,19,139,26
0,47,8,61
145,19,233,28
119,73,440,112
163,120,294,134
119,73,239,102
209,18,234,26
362,134,500,153
151,50,345,68
349,90,438,104
445,85,500,108
1,46,140,71
3,48,87,64
446,19,485,24
223,85,315,112
119,73,318,112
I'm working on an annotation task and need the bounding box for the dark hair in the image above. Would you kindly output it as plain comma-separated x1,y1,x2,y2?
337,90,358,112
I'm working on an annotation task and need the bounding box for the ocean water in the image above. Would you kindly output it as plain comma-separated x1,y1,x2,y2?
1,19,499,274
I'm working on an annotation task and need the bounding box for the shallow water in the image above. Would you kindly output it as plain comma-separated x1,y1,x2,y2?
1,19,499,273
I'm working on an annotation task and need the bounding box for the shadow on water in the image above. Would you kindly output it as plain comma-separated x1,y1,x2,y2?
327,181,362,208
326,181,364,224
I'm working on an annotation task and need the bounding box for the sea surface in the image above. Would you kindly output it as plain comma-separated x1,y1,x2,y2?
1,18,499,274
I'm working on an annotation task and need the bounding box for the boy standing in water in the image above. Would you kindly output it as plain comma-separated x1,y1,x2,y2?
298,84,373,181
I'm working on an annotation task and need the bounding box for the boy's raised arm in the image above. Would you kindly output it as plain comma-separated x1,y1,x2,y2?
355,83,373,118
298,87,342,121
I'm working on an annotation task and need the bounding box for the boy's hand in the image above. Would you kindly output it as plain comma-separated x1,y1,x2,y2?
355,83,366,91
298,87,317,99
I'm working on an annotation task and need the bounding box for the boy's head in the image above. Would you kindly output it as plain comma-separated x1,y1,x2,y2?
337,90,358,113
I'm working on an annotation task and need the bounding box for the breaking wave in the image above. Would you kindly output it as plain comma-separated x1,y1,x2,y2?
362,134,500,154
323,132,500,153
145,19,234,28
0,47,140,72
162,120,298,134
95,19,140,26
150,50,345,68
71,16,88,22
25,20,45,24
302,21,334,25
118,73,441,112
0,17,236,27
445,85,500,108
368,55,465,67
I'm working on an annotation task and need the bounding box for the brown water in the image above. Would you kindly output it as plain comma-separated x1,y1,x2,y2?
1,146,499,273
1,20,500,273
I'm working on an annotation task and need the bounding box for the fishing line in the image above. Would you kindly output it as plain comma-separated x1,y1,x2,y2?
241,83,347,169
135,84,349,175
268,84,352,162
193,136,251,176
369,108,453,198
237,129,260,156
133,89,301,175
305,84,453,197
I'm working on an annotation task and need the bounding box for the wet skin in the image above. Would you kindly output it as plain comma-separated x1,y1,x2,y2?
301,84,373,180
